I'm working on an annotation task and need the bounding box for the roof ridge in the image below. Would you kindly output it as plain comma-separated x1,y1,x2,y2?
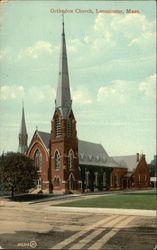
38,131,51,135
113,154,136,157
78,139,102,146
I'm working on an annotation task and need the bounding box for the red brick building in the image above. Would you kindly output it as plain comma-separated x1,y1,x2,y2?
24,20,150,194
112,154,150,190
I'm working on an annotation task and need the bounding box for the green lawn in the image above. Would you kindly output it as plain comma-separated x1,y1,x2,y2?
54,191,157,210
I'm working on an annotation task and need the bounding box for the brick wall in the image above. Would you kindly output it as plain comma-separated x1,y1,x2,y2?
132,155,151,188
51,110,80,193
27,132,50,191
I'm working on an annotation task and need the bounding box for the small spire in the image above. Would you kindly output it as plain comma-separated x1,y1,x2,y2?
18,102,28,154
36,125,38,131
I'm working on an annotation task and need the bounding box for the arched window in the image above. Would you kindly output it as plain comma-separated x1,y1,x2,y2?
35,149,42,171
54,177,57,186
68,150,74,169
69,173,75,190
55,117,61,137
56,177,60,186
54,176,60,187
55,150,60,170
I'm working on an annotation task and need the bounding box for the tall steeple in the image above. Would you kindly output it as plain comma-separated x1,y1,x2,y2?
51,17,79,194
55,15,72,118
18,101,28,154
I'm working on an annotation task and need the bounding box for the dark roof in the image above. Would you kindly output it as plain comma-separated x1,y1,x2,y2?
78,140,119,168
34,131,120,169
37,131,51,149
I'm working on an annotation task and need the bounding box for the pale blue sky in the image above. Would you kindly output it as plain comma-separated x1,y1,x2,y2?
0,1,156,162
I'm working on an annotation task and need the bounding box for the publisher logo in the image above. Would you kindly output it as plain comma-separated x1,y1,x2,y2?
17,241,37,248
30,241,37,249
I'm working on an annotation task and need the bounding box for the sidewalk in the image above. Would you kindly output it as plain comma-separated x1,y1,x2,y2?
44,206,156,217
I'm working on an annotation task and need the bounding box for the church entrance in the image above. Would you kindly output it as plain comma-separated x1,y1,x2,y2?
37,178,42,189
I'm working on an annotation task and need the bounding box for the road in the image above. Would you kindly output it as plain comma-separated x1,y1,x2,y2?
0,197,156,249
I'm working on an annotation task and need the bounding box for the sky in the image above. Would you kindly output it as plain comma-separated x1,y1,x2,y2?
0,0,156,163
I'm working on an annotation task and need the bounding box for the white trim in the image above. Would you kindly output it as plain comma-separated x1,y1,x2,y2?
62,181,68,184
68,173,75,181
68,149,74,169
54,149,61,170
54,149,61,157
28,140,49,161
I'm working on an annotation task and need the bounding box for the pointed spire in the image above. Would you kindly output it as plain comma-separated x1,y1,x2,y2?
55,16,72,118
20,104,27,135
18,102,28,154
62,13,64,35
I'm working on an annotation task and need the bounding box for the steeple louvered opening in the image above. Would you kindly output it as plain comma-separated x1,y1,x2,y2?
55,117,61,137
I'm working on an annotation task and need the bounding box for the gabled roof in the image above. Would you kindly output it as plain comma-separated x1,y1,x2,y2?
113,155,139,172
37,131,51,149
78,140,119,168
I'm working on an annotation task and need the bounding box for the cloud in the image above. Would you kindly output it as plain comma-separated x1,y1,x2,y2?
0,84,56,103
72,86,93,105
0,85,24,101
97,80,132,104
89,13,155,51
97,74,156,105
0,50,7,59
67,38,83,53
0,48,11,60
139,74,156,99
17,41,53,60
128,31,156,47
27,85,56,103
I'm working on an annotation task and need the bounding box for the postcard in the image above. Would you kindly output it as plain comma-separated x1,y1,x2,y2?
0,1,156,249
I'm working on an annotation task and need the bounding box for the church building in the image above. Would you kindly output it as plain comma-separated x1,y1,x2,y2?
19,19,151,194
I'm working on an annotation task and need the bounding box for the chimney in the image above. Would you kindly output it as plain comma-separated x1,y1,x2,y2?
136,153,139,162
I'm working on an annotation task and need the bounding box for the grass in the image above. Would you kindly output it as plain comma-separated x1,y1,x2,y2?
54,191,157,210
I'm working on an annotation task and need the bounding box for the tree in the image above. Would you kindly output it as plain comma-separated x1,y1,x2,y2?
148,156,157,177
0,152,38,197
